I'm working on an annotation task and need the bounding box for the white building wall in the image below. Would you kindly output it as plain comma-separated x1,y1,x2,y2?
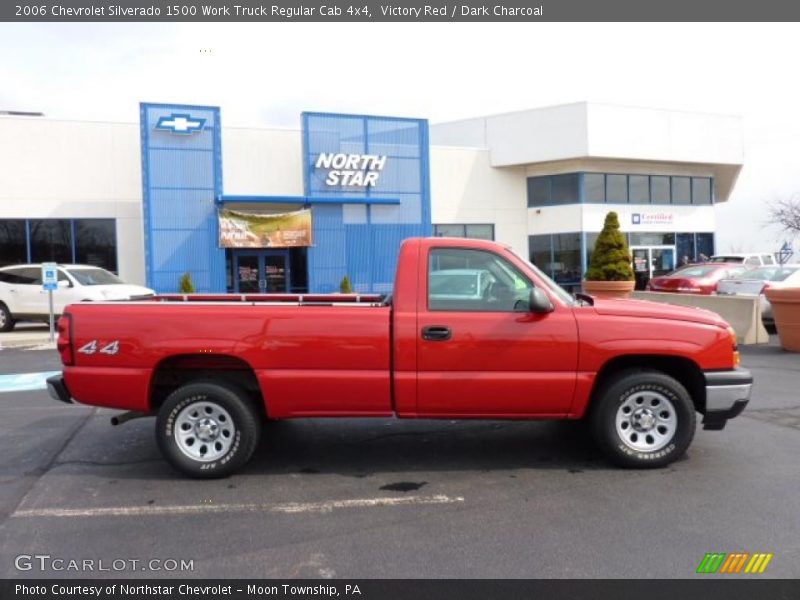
0,117,145,285
527,204,583,235
222,127,304,196
429,146,528,257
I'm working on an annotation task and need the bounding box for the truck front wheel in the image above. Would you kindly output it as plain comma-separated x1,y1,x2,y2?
156,381,261,478
591,370,696,468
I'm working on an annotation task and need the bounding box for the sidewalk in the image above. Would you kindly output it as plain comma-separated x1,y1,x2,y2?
0,323,56,349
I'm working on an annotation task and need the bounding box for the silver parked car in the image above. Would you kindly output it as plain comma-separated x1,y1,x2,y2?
716,264,800,323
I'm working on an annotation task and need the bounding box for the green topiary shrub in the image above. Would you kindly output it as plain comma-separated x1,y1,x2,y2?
585,211,634,282
179,272,196,293
339,275,353,294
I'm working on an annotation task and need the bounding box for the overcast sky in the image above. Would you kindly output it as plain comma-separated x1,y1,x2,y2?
2,22,799,254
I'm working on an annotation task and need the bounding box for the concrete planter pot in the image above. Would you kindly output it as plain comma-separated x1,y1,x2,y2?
582,280,636,299
764,287,800,352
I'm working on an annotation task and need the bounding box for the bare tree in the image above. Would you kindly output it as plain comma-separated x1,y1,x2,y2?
768,196,800,236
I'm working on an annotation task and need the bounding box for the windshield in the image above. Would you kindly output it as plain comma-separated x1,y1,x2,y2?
709,256,744,263
508,248,575,305
668,265,720,279
67,268,123,286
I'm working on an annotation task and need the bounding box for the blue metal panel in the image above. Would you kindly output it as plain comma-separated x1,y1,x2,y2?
140,103,225,292
216,194,400,206
302,112,431,293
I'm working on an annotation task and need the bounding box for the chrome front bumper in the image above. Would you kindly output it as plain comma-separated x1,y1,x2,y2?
702,368,752,430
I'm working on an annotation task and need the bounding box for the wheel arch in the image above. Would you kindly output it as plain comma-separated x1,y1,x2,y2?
589,354,706,414
149,353,267,418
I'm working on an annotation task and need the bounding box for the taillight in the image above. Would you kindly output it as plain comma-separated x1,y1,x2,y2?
761,282,772,294
57,313,74,366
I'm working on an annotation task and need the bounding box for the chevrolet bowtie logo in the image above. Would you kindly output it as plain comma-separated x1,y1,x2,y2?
155,113,206,134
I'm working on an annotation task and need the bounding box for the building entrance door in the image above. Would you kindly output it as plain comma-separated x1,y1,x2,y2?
631,245,676,290
233,250,290,293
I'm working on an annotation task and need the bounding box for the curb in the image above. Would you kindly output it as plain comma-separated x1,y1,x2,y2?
0,338,56,350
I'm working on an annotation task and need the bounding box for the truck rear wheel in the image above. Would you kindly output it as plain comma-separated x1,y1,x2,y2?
156,381,261,478
591,370,696,468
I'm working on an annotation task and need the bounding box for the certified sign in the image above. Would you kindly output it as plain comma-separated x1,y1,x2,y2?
41,262,58,291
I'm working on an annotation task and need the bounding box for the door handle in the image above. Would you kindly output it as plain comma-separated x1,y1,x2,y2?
421,325,452,341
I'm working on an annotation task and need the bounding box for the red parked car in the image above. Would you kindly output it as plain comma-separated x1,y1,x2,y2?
646,263,747,295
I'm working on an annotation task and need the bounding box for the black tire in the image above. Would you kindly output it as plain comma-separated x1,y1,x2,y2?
0,303,15,332
590,370,696,468
156,381,261,478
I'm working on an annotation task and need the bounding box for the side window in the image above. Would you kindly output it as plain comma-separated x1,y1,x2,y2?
19,267,42,285
744,257,760,267
763,255,775,265
428,248,533,312
57,269,70,283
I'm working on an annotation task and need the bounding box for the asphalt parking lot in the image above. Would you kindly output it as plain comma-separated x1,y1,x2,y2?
0,340,798,579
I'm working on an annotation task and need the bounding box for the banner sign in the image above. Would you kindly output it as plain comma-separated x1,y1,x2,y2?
218,208,312,248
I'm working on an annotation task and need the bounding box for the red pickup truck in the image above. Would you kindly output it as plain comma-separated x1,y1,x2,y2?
48,237,752,478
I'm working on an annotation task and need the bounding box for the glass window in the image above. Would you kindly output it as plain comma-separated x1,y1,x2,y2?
676,233,694,266
651,176,671,204
0,220,27,267
695,233,714,260
434,224,465,237
19,267,42,285
585,232,600,268
529,235,551,274
428,248,533,312
606,174,628,203
75,219,117,273
629,175,650,203
30,220,72,264
0,268,30,284
630,232,675,246
551,173,580,204
434,224,494,241
66,267,123,285
692,178,712,204
527,176,550,207
465,224,494,240
584,174,605,203
672,177,691,204
552,233,582,288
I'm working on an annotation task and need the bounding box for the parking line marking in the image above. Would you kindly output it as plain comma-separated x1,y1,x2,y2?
12,494,465,518
0,371,60,394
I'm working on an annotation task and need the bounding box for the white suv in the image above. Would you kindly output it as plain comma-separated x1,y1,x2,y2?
709,253,777,267
0,264,155,332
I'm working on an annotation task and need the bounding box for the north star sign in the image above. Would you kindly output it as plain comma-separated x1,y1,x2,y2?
155,113,206,134
315,153,387,187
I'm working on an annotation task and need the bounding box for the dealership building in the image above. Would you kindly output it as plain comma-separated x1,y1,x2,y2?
0,101,743,293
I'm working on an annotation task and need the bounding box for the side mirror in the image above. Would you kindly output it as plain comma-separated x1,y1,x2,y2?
57,279,71,289
529,287,554,313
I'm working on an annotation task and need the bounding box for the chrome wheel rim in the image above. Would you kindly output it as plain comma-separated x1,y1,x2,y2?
174,401,235,462
615,390,677,452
